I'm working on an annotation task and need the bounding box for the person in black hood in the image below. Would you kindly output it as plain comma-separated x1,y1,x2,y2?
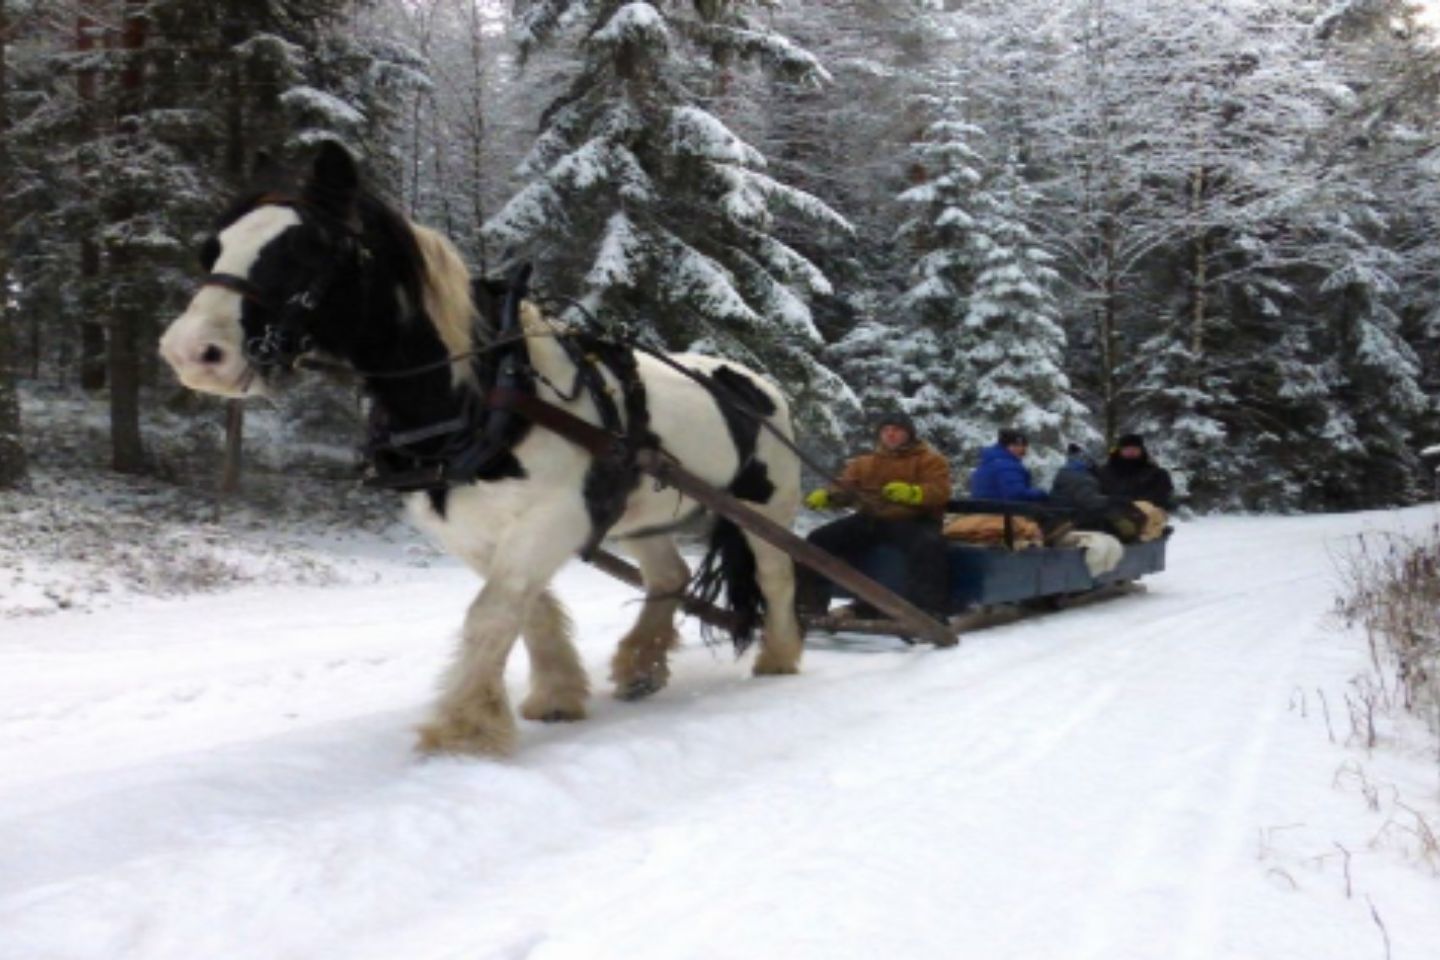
1096,433,1174,511
1052,443,1147,541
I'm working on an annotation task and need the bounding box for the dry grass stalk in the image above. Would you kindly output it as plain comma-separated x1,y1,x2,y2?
1335,526,1440,752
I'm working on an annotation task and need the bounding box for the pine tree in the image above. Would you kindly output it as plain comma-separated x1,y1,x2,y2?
891,72,982,459
489,1,856,445
960,158,1095,478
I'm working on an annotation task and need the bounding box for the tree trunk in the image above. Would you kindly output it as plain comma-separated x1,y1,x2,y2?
219,401,244,497
217,4,248,501
0,1,28,489
106,0,148,473
77,12,106,392
1099,213,1120,445
1189,166,1208,362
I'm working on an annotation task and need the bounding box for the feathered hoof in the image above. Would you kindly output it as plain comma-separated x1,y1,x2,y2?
519,696,587,723
414,718,515,757
614,676,664,701
751,656,800,677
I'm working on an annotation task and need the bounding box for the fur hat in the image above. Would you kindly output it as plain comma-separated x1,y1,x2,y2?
998,428,1029,447
877,411,917,438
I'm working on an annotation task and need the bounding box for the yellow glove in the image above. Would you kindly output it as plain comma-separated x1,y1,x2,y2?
804,488,833,510
881,481,924,506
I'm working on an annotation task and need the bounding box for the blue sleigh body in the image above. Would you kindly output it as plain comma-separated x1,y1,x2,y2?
849,535,1167,613
832,498,1169,617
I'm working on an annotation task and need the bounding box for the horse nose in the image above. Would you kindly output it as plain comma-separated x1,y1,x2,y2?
159,335,225,371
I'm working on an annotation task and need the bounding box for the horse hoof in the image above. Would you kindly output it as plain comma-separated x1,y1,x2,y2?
414,721,514,757
615,677,662,701
520,697,587,723
752,657,800,677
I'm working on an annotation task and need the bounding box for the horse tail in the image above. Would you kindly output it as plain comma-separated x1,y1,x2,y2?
689,515,765,654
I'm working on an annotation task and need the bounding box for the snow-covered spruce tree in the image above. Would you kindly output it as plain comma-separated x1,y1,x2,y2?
889,73,983,461
487,1,857,446
890,71,1092,476
826,320,932,436
957,158,1095,480
1311,204,1430,508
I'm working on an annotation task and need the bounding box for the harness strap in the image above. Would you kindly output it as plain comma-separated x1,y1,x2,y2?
203,272,272,305
384,415,470,448
490,386,625,460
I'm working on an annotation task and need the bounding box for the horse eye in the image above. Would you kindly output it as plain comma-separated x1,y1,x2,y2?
286,228,330,264
199,237,220,271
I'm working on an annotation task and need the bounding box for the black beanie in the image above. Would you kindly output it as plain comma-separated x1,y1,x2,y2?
1116,433,1146,451
997,428,1028,447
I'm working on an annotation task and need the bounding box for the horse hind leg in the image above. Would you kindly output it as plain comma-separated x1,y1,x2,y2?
746,534,804,677
610,535,688,701
519,588,589,722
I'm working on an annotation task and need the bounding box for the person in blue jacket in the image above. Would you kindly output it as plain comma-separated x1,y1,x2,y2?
969,428,1049,502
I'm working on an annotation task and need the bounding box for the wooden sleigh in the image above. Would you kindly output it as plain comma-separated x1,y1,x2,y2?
810,499,1169,643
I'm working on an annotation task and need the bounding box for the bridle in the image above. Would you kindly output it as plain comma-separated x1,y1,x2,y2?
198,195,371,372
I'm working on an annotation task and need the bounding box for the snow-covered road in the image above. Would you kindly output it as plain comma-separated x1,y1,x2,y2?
3,511,1438,960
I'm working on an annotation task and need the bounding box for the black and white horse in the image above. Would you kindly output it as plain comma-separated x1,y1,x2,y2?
160,143,803,755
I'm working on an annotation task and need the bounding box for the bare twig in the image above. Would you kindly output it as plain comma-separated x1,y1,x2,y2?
1334,842,1353,899
1318,687,1336,744
1367,896,1392,960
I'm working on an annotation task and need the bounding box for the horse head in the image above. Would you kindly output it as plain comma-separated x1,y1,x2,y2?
160,141,433,398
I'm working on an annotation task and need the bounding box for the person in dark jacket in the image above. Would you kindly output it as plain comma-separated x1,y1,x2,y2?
1096,433,1175,511
969,428,1049,502
1051,444,1146,541
797,412,953,620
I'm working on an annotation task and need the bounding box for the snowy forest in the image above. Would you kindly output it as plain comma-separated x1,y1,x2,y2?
3,0,1440,513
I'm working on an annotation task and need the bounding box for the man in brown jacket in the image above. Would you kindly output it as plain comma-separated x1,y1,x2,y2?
796,411,953,619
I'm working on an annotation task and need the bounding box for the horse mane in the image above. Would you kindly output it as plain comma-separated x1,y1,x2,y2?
409,223,478,362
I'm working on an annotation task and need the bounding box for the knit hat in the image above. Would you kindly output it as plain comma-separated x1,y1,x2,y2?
1116,433,1146,451
1066,442,1086,457
877,411,916,438
998,428,1029,447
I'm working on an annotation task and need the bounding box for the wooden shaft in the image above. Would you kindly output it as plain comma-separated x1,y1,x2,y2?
634,451,958,647
503,389,958,647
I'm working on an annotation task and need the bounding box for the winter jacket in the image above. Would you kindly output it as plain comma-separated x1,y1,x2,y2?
1050,457,1110,514
1051,456,1146,541
968,444,1049,503
1096,453,1175,511
829,440,952,521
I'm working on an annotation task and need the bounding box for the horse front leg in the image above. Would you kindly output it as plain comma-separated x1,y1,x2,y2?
416,575,530,756
417,503,587,757
610,535,689,700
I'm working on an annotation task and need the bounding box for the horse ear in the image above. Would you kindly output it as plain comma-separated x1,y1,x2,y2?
250,149,280,182
304,140,361,221
247,150,287,193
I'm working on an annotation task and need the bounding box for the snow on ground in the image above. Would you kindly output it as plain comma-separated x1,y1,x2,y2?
2,504,1439,960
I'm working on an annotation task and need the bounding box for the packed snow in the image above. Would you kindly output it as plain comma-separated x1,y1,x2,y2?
2,507,1438,960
